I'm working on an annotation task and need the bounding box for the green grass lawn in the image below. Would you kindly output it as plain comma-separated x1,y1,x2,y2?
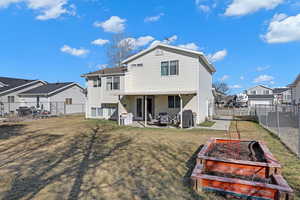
0,115,299,200
198,121,216,127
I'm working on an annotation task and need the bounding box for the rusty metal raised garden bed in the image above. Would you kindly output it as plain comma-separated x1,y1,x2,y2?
191,164,293,200
191,138,294,200
197,138,281,179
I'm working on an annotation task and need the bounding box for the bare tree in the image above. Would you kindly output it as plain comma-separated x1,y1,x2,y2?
213,81,230,95
106,33,134,67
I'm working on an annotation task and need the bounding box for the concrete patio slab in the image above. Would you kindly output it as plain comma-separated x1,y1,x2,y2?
196,116,232,131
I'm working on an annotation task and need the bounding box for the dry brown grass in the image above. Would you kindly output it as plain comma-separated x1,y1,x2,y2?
0,115,299,200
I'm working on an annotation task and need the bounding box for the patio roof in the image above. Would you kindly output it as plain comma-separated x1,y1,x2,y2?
115,90,197,96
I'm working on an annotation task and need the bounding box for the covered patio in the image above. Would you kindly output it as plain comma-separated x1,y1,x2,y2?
116,90,197,128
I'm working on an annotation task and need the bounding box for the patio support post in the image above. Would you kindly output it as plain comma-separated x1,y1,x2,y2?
118,95,121,126
180,94,183,129
144,96,147,127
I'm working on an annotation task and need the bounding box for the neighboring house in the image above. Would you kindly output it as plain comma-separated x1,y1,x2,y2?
246,85,274,107
236,93,248,106
213,89,227,107
18,82,86,114
273,87,292,105
82,43,216,126
0,77,46,113
289,74,300,105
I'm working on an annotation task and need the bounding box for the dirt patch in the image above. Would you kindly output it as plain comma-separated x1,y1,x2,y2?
206,141,266,162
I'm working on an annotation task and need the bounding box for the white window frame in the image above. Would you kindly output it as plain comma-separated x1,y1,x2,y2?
65,98,72,105
106,76,120,91
93,77,101,88
161,60,179,76
8,96,15,103
91,107,96,117
168,96,180,109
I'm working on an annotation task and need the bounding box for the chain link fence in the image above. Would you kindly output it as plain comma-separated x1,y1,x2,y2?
254,104,300,157
0,101,85,118
214,106,251,116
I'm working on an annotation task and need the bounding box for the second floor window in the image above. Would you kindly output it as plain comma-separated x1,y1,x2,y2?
8,96,14,103
250,91,256,95
93,77,101,87
264,90,270,95
161,60,179,76
170,60,179,75
106,76,120,90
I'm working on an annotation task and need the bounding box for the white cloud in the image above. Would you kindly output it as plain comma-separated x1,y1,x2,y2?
224,0,283,16
220,75,230,81
256,66,270,72
195,0,211,12
207,49,227,62
150,35,178,47
0,0,22,8
96,64,108,69
240,76,245,80
178,43,199,51
135,36,155,47
164,35,178,44
94,16,126,33
229,84,242,89
91,38,109,46
199,5,210,12
262,13,300,43
60,45,89,57
120,36,155,49
253,75,274,83
0,0,74,20
144,13,164,22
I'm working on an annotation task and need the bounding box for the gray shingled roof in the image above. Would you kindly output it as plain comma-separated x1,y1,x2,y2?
290,74,300,87
82,66,127,77
248,94,274,99
0,77,38,93
20,82,74,95
273,88,290,94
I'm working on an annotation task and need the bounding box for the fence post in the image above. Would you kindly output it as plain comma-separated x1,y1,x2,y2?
56,102,58,115
276,104,280,137
265,105,268,129
298,105,300,157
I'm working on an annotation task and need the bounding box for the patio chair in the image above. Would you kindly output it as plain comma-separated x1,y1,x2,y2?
158,112,169,126
148,113,159,125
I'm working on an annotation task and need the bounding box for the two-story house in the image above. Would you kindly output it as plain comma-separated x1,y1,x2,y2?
289,74,300,105
82,43,216,126
273,88,292,105
246,85,274,107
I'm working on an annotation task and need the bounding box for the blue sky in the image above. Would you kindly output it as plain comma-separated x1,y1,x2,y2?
1,0,300,93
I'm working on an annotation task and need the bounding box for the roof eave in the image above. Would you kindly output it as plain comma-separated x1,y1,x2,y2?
0,80,46,95
121,43,205,64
